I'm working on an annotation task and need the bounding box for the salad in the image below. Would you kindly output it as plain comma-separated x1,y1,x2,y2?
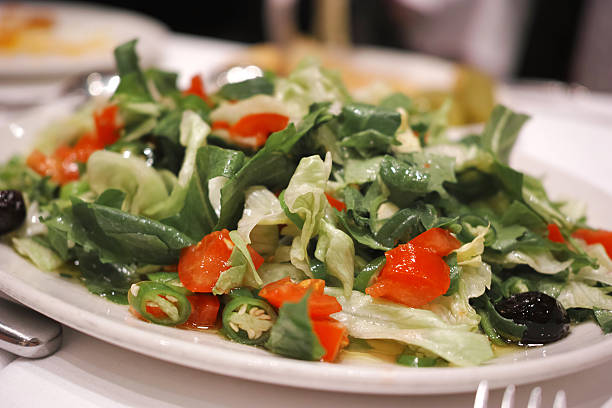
1,39,611,367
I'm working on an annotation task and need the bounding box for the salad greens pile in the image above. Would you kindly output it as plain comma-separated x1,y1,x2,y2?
2,39,611,367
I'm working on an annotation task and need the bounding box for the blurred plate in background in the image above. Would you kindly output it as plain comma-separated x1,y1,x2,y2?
0,2,169,78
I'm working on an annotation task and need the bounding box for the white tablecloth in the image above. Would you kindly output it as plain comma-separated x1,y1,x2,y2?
2,32,612,408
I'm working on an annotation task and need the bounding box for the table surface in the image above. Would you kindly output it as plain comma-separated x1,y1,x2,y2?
1,32,612,408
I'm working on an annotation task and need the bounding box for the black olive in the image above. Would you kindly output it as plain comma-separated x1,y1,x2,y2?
0,190,27,235
495,291,570,345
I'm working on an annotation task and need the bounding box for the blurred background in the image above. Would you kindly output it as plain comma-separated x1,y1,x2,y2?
54,0,610,92
1,0,610,126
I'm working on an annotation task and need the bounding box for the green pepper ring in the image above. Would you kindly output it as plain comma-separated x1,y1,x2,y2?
222,296,278,346
128,281,192,326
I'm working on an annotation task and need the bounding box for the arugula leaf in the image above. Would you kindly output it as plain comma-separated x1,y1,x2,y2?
471,294,527,345
163,145,245,241
144,68,179,96
339,103,401,137
66,197,194,265
339,129,399,158
264,292,326,361
218,77,274,100
375,203,437,247
480,105,529,164
112,39,151,103
74,246,138,305
337,103,401,158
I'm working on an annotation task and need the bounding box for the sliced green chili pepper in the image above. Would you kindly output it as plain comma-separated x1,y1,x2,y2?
128,281,192,326
222,296,277,345
146,272,193,296
222,287,256,305
353,256,386,292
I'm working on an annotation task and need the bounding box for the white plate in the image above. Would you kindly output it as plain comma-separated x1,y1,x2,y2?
0,2,169,78
1,88,612,396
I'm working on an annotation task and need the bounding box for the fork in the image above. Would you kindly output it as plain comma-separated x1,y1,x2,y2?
473,380,567,408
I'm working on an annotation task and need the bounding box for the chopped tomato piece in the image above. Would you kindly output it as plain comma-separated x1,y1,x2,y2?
182,294,220,329
572,228,612,258
212,113,289,148
26,149,57,179
547,224,565,243
231,113,289,138
26,104,122,185
178,229,264,293
312,318,349,362
183,74,213,106
409,227,461,256
94,105,121,146
366,242,451,308
325,192,346,212
258,277,342,319
211,121,231,131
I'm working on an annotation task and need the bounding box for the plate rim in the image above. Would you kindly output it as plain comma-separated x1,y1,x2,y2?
1,259,612,395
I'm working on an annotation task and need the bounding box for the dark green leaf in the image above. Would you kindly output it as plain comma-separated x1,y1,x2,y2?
69,198,194,265
339,129,399,158
593,308,612,334
339,103,401,138
444,253,462,296
112,39,151,102
144,68,179,96
278,190,305,229
164,145,246,241
379,155,430,207
471,294,527,344
94,189,126,209
353,256,386,292
264,292,326,361
74,246,139,305
218,77,274,100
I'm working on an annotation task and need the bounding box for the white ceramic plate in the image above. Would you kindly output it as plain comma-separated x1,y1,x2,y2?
1,90,612,396
0,2,169,77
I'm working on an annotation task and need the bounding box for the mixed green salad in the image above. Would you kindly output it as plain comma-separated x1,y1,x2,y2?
1,40,611,367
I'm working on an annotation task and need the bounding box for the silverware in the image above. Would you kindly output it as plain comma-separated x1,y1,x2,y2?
474,380,567,408
0,295,62,358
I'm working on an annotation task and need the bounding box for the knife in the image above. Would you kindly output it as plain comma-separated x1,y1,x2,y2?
0,295,62,358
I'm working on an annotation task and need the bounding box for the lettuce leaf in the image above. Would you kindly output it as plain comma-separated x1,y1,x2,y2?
329,289,493,366
284,153,333,274
314,214,355,296
213,230,262,294
86,150,169,215
177,110,210,186
236,186,289,244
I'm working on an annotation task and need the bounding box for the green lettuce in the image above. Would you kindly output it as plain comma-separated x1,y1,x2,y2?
283,153,333,274
329,289,493,366
86,150,169,215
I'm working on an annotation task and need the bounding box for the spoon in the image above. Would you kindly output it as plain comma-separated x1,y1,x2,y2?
0,295,62,358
